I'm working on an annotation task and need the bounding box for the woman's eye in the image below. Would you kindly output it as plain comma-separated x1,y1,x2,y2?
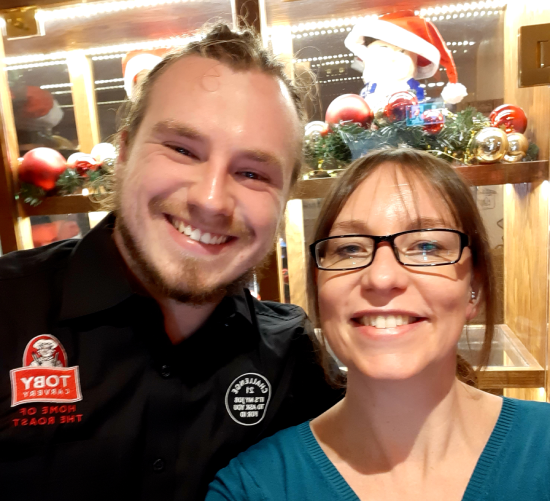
411,241,441,253
337,244,365,255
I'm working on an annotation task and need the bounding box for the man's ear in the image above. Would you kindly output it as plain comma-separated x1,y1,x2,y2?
117,130,129,164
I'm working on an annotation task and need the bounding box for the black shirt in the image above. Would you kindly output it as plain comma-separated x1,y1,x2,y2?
0,214,341,501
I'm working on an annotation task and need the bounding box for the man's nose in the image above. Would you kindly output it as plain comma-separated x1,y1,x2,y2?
186,160,235,217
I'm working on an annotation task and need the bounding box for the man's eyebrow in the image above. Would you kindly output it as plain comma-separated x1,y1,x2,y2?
239,149,284,171
152,120,204,141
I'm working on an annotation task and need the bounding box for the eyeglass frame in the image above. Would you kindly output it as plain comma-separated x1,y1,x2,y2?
310,228,470,271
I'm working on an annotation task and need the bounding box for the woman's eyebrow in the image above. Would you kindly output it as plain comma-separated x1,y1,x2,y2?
404,216,451,230
330,220,370,233
330,216,452,235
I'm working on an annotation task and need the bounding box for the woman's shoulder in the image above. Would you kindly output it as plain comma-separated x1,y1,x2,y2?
503,397,550,440
206,422,317,500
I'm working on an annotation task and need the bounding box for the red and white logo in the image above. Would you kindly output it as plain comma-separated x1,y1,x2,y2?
10,335,82,407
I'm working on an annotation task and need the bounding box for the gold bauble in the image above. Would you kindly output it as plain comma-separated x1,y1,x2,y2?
472,127,509,164
503,132,529,163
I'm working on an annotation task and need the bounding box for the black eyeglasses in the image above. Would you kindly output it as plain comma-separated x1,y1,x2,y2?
310,229,470,271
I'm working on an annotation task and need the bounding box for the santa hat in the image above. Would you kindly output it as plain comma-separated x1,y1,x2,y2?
11,86,63,131
345,11,467,104
122,49,167,100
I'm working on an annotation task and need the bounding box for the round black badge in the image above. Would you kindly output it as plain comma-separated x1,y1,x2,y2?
225,373,272,426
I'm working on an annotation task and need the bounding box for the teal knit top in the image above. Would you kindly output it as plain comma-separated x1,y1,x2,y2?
206,397,550,500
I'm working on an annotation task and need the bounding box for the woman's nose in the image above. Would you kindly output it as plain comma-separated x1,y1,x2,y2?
360,242,408,294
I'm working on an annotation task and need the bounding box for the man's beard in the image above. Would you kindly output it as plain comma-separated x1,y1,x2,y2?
116,212,254,305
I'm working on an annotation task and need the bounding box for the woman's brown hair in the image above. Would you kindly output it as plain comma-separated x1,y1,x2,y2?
307,148,496,388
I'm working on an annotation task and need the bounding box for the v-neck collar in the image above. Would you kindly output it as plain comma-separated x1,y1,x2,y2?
299,397,516,501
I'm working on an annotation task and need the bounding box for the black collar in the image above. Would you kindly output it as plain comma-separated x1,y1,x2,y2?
59,213,254,326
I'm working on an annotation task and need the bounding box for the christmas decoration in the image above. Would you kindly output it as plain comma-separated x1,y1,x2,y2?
303,106,539,172
325,94,373,128
122,49,167,100
19,148,66,191
18,151,113,206
67,153,99,176
383,92,418,123
345,11,467,113
91,142,117,163
472,127,509,164
305,121,330,140
490,104,528,134
422,108,445,135
504,132,529,163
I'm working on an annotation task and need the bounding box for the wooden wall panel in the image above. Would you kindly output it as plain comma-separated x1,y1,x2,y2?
0,30,31,253
503,1,550,401
285,199,308,313
67,52,100,154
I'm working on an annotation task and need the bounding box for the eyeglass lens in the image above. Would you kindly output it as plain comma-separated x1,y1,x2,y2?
316,230,462,270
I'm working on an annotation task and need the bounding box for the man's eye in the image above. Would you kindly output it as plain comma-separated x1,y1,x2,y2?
166,144,195,158
239,171,268,182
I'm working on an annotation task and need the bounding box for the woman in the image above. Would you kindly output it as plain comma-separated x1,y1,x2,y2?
206,149,550,500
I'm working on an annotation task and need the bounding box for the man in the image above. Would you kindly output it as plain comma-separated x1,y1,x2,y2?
0,23,341,501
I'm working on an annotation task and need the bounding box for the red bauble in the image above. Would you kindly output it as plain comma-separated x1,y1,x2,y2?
325,94,373,128
422,109,445,135
19,148,66,191
383,92,419,123
67,153,99,176
490,104,527,133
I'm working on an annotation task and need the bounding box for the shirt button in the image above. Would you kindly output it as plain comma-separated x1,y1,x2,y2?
160,365,172,378
152,458,165,473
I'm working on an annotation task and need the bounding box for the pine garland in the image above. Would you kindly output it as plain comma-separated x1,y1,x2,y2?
304,107,538,174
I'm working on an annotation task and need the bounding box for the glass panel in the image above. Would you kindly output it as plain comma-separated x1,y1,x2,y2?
8,62,77,159
4,0,235,152
265,1,505,121
28,212,109,248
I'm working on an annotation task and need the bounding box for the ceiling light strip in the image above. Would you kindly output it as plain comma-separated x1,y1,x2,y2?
36,0,203,23
5,33,199,66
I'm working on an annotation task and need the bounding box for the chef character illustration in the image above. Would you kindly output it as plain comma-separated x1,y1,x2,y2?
345,10,467,113
30,338,63,367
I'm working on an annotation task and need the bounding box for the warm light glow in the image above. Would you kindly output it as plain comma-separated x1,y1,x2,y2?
6,61,68,71
541,180,549,200
81,188,90,196
419,0,506,18
95,78,124,84
40,83,73,89
5,34,200,66
37,0,204,23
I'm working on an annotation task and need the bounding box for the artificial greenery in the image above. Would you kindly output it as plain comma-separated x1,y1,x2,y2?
17,183,46,207
18,164,112,206
304,107,538,172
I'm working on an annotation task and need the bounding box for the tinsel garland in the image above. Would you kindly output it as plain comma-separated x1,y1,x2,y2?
304,107,539,173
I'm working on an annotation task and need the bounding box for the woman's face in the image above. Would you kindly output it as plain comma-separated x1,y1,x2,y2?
317,164,478,380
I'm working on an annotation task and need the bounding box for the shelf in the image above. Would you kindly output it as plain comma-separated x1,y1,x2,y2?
15,160,549,215
460,324,545,390
291,160,549,200
18,194,104,217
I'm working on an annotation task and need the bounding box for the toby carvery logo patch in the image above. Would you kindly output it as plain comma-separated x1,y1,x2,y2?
10,335,82,407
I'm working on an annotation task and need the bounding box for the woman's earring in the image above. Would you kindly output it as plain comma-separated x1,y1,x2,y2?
471,291,476,300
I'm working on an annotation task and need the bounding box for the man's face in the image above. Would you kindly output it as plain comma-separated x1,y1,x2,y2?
115,56,300,303
37,343,54,358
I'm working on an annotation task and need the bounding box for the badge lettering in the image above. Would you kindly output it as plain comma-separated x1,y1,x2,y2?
9,335,82,407
225,373,271,426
